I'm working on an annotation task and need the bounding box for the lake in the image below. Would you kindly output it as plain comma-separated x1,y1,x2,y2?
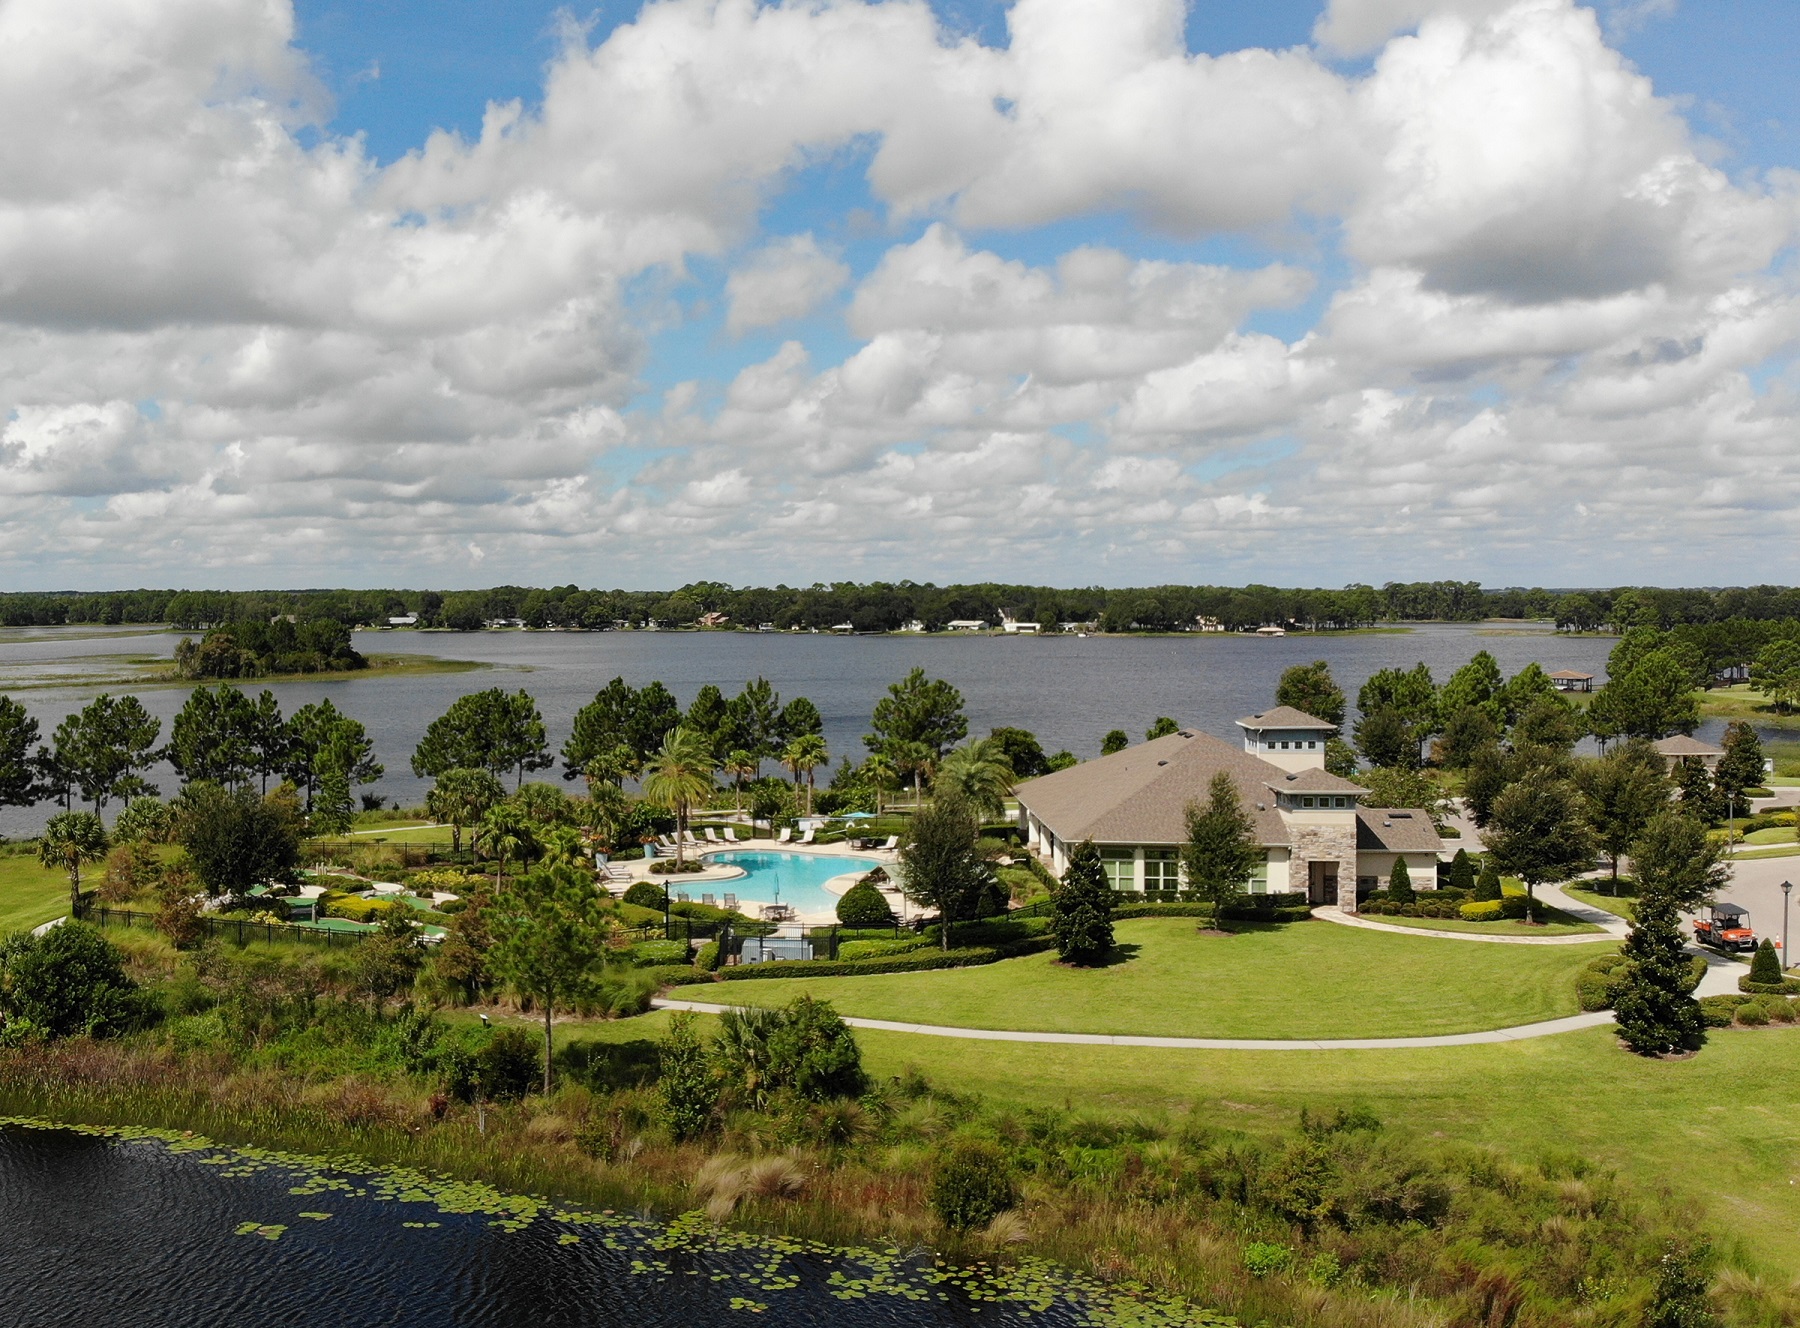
0,1120,1203,1328
0,622,1630,837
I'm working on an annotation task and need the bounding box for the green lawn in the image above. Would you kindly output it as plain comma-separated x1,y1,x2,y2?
1363,909,1604,936
708,918,1611,1039
0,853,72,935
1565,886,1636,921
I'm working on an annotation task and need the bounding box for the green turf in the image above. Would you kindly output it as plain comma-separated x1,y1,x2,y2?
1359,909,1604,936
0,853,74,935
1565,886,1636,921
708,918,1612,1039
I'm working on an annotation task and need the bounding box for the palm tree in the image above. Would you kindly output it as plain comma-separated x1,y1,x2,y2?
863,752,898,815
39,811,108,918
935,738,1016,820
724,749,759,812
784,734,828,816
540,824,589,870
642,726,716,868
478,803,537,891
890,740,936,808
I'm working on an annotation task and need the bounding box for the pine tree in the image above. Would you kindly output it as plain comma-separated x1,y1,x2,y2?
1474,856,1503,902
1053,839,1115,966
1182,772,1262,933
1716,721,1766,799
1614,815,1708,1056
1446,848,1475,893
1388,857,1414,906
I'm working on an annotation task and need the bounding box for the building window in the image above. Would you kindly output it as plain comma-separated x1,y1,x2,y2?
1144,850,1180,890
1301,796,1315,808
1099,849,1136,891
1247,855,1271,894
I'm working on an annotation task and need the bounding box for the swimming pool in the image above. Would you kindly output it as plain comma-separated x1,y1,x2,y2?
703,850,880,916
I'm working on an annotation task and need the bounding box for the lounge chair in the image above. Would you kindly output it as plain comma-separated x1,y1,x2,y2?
677,892,692,903
776,827,792,843
702,893,716,907
798,827,816,845
723,827,740,842
882,835,899,850
723,894,737,909
684,830,702,845
704,828,721,843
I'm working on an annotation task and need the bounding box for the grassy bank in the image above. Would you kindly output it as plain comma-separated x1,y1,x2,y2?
704,918,1610,1039
0,850,70,934
1353,910,1604,937
1699,686,1800,731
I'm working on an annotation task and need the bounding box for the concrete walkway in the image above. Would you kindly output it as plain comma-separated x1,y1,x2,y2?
650,997,1616,1050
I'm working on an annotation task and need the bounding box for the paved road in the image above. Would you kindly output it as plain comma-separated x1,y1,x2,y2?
651,997,1617,1050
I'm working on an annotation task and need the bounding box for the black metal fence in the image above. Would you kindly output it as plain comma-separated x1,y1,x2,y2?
89,905,370,949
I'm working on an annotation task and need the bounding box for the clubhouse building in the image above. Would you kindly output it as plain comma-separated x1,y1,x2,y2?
1013,706,1443,913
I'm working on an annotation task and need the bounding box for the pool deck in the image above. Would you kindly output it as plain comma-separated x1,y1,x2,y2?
618,837,904,924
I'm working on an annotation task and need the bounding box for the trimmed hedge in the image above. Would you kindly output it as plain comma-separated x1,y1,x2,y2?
837,936,931,961
1580,953,1708,1011
1460,900,1504,922
1111,901,1312,923
695,941,723,972
713,936,1058,981
623,939,690,968
318,890,400,923
1738,975,1800,995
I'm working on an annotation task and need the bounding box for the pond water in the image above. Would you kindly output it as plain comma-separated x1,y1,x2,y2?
0,621,1641,837
0,1119,1210,1328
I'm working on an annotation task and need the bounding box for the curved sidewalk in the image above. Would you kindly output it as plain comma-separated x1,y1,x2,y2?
651,997,1614,1050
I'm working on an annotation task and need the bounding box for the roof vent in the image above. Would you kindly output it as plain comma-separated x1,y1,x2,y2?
1157,759,1169,766
1178,730,1193,738
1284,773,1298,782
1256,802,1266,811
1390,811,1412,819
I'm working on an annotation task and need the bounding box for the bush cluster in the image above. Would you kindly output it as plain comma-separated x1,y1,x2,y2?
318,890,402,923
1360,888,1468,919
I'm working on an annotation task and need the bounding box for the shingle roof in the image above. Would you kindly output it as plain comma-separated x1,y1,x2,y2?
1014,730,1292,848
1653,735,1724,757
1262,767,1366,795
1546,670,1595,680
1355,808,1445,853
1235,705,1336,731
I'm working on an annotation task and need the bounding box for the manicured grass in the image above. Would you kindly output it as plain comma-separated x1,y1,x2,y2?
1358,909,1604,936
1733,845,1800,861
709,918,1611,1039
1697,684,1800,730
1738,826,1796,846
0,852,72,935
1565,886,1636,921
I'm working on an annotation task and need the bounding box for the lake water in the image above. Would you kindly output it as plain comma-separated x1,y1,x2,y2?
0,620,1674,837
0,1120,1198,1328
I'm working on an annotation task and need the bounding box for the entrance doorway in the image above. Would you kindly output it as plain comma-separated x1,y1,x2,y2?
1308,861,1338,905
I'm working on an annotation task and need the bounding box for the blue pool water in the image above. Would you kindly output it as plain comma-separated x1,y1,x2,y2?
703,850,880,914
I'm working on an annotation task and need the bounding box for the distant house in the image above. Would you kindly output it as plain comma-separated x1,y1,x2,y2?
945,619,987,632
757,622,777,632
485,617,526,629
1013,706,1441,911
1548,670,1594,693
698,611,731,628
1253,625,1287,637
1653,735,1724,770
1194,616,1225,632
999,612,1040,634
829,622,855,633
1060,621,1096,634
900,619,926,633
386,614,418,627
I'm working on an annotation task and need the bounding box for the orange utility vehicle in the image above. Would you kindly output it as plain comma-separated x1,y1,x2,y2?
1692,902,1756,953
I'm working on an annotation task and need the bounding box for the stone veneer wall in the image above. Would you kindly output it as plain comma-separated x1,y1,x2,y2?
1286,820,1360,914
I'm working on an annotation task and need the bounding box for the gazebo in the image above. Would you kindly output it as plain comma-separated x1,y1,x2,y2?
1547,670,1595,693
1652,735,1725,770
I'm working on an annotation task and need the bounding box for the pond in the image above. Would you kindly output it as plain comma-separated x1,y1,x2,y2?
0,1119,1220,1328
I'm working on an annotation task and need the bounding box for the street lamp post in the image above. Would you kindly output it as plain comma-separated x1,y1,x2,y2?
1783,881,1793,976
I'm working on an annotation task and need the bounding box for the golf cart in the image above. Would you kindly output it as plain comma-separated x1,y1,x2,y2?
1692,902,1756,953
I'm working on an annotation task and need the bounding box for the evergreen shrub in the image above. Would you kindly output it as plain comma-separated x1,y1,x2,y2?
1474,857,1503,902
1460,900,1504,922
930,1141,1018,1232
622,880,666,911
836,876,896,927
1388,859,1415,906
1750,938,1782,984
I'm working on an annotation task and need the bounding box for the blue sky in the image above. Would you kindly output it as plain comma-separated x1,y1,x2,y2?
1,0,1797,590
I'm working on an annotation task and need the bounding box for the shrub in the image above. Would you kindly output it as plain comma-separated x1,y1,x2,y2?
657,1011,718,1140
1698,994,1750,1027
1738,975,1800,995
765,996,865,1101
1576,954,1632,1012
1751,938,1783,984
0,923,145,1039
1474,856,1503,902
441,1025,541,1102
1445,847,1475,893
1242,1242,1295,1278
622,880,667,911
1499,894,1529,920
1736,1001,1770,1026
695,941,723,972
835,877,895,927
319,890,402,923
1760,995,1795,1024
931,1140,1019,1232
1460,899,1504,922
